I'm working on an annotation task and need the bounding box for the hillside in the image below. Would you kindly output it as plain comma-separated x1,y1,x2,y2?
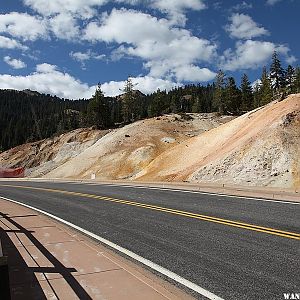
0,113,232,179
135,94,300,188
0,89,89,151
0,128,106,177
1,94,299,188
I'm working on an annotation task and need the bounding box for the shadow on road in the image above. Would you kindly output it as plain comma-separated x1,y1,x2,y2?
0,211,92,299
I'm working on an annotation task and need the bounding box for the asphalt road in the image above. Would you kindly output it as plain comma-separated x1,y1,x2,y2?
0,180,299,300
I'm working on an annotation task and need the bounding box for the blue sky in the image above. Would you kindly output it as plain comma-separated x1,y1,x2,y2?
0,0,298,99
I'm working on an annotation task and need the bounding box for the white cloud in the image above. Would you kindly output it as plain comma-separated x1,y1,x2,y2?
36,63,58,73
84,9,216,82
70,50,106,69
232,1,253,11
23,0,206,25
23,0,108,18
0,35,28,50
119,0,206,12
0,12,47,41
145,0,206,25
70,51,91,62
266,0,282,5
49,13,80,40
117,0,206,25
70,50,106,62
150,0,206,13
221,40,295,71
85,10,177,44
4,56,27,69
226,13,268,39
0,63,178,98
101,76,179,96
0,63,95,99
174,65,216,82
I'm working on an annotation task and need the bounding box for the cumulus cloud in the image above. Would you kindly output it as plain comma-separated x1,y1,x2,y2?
4,56,27,69
226,13,269,39
0,35,28,50
0,12,47,41
0,0,291,92
0,63,178,98
173,65,216,82
84,9,216,82
221,40,295,71
0,63,95,99
101,76,179,96
36,63,58,73
23,0,108,18
151,0,206,13
49,13,80,40
24,0,206,25
119,0,206,25
119,0,206,12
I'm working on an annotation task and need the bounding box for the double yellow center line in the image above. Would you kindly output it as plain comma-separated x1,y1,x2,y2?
1,184,299,240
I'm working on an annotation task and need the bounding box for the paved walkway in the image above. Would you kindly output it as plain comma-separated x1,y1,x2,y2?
0,198,192,300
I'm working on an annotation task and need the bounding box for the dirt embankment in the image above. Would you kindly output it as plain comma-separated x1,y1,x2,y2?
44,113,231,180
0,113,231,180
0,128,106,177
135,94,300,189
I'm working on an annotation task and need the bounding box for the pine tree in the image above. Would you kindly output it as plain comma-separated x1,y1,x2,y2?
292,67,300,93
148,89,165,117
121,77,138,123
170,94,181,113
260,67,273,105
269,51,285,94
240,73,254,111
223,77,241,114
252,82,261,108
87,84,110,129
285,65,295,95
213,70,226,114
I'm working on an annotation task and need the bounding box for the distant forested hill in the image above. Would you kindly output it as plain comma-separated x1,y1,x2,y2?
0,89,89,151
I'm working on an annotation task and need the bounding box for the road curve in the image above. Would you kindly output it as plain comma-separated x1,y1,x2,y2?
0,180,299,300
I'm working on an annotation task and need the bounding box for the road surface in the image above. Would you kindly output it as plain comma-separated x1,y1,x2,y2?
0,180,299,300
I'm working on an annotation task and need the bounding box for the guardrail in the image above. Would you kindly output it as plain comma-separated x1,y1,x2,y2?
0,239,11,299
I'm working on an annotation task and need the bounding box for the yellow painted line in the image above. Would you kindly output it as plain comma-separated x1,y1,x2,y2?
1,184,299,240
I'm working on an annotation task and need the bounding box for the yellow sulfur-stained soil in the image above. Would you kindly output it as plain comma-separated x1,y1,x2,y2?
136,94,300,189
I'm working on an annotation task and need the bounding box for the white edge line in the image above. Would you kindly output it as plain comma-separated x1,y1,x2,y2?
0,196,224,300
